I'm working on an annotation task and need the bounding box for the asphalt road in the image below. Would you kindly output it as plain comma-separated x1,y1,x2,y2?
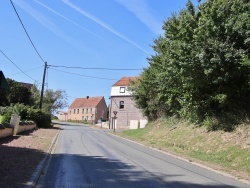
37,123,248,188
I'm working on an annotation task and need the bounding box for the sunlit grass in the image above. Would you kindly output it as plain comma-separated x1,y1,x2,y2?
116,117,250,180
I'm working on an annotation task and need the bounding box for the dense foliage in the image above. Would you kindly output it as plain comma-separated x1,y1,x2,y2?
0,79,33,106
129,0,250,131
0,79,67,127
0,104,52,128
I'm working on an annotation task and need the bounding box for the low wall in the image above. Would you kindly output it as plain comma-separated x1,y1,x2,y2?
0,128,13,139
0,114,36,139
16,124,36,134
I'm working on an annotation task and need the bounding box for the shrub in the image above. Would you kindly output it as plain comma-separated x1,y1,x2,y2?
28,109,52,128
1,107,12,123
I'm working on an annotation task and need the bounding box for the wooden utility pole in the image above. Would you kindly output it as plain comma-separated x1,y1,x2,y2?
39,62,47,110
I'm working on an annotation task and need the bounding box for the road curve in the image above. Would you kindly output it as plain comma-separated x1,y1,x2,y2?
37,123,248,188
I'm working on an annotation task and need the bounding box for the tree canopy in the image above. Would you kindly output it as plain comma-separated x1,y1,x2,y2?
0,79,68,115
129,0,250,131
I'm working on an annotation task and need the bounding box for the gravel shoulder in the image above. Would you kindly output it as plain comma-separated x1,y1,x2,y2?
0,125,60,188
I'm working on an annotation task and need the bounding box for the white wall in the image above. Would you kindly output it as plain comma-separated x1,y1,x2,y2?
110,86,132,96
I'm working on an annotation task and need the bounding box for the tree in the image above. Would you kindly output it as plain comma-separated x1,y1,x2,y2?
42,89,68,114
0,79,34,106
30,83,68,114
130,0,250,130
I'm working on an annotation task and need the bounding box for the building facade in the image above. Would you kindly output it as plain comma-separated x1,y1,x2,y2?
68,96,107,123
58,111,68,121
110,77,148,129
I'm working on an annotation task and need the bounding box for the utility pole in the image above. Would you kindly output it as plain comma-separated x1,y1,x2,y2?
39,62,47,110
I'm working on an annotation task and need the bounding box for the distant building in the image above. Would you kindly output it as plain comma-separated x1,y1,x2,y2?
68,96,107,123
110,77,148,129
58,111,68,121
18,82,33,90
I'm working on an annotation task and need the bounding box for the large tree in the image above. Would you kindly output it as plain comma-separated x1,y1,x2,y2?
130,0,250,130
0,79,33,106
31,84,68,114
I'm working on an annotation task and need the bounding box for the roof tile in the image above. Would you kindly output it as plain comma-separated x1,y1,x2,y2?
112,77,137,86
69,96,104,109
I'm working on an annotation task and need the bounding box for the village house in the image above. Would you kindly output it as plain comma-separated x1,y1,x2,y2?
68,96,107,123
110,77,148,129
58,111,68,121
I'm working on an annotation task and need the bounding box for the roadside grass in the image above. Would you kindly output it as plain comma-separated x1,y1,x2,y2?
116,117,250,181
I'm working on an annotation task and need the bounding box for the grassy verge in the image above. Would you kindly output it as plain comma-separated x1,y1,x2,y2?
116,117,250,181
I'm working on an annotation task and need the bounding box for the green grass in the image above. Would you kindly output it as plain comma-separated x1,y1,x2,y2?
116,117,250,180
0,115,3,123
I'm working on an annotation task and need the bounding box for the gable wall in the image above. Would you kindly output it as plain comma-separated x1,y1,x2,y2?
110,96,147,129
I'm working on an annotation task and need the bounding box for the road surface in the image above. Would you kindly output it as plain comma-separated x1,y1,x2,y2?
37,123,248,187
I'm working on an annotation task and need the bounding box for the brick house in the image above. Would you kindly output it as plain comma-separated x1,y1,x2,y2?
68,96,107,123
110,77,148,129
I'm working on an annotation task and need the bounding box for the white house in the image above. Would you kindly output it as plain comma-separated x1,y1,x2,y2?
110,77,148,129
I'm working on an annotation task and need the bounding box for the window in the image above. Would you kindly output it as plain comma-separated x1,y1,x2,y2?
74,109,76,114
77,109,79,114
90,108,92,114
69,110,71,114
82,109,84,114
82,116,84,120
119,101,124,109
86,109,88,114
86,116,88,120
120,87,125,93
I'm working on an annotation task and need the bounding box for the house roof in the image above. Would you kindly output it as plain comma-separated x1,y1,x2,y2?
69,96,104,109
18,82,33,90
112,77,137,86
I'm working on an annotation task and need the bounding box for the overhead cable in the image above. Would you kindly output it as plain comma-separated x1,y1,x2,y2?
7,66,43,76
0,50,35,81
9,0,45,64
49,65,142,71
50,67,117,80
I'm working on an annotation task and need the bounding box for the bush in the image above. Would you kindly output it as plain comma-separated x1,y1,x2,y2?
28,109,52,128
0,104,52,128
1,107,12,123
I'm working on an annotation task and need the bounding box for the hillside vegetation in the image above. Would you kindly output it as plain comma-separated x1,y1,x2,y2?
117,118,250,181
129,0,250,131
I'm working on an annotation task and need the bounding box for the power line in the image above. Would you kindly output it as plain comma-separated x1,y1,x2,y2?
50,67,117,80
7,66,43,76
0,49,35,81
49,65,142,71
9,0,45,63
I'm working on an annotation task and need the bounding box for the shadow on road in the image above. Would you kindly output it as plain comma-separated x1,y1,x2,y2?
42,153,239,188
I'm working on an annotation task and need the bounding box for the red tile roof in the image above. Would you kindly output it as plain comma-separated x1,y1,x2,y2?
112,77,137,86
69,96,104,109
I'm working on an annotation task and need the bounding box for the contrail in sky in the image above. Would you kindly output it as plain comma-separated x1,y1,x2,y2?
33,0,108,42
62,0,149,54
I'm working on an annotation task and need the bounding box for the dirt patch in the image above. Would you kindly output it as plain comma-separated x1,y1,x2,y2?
0,125,60,188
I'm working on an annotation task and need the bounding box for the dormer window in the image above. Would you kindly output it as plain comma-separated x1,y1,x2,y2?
120,87,125,93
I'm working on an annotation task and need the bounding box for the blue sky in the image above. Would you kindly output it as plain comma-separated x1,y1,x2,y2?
1,0,201,111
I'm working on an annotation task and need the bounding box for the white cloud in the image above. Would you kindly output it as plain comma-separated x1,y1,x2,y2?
116,0,162,35
62,0,149,54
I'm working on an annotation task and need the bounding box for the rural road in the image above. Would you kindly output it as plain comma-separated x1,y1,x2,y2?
37,123,248,188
